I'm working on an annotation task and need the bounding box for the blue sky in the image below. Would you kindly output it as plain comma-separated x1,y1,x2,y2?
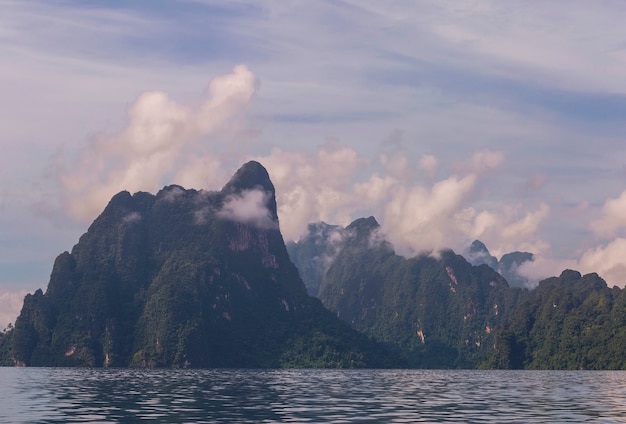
2,0,626,327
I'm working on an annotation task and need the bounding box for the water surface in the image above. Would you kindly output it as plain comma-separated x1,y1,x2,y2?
1,368,625,423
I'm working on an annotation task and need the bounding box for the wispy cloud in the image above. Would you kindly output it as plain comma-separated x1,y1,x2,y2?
217,189,277,229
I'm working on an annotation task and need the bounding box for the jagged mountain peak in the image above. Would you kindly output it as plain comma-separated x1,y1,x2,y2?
221,161,278,221
464,239,499,270
346,216,379,234
469,240,490,254
223,161,275,195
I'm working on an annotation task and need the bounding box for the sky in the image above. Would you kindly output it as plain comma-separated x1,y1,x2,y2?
1,0,626,328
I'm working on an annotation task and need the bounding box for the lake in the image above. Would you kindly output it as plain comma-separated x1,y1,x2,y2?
1,368,625,423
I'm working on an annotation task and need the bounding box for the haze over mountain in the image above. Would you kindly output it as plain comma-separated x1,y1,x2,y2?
287,226,536,296
464,240,535,289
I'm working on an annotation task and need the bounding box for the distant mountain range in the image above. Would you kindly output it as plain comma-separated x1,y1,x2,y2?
2,161,626,369
288,227,535,295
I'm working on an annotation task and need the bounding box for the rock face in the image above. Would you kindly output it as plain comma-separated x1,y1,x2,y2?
10,162,393,368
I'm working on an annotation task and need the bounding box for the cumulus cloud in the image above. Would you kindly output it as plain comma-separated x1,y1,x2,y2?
252,144,554,262
590,189,626,237
380,174,478,256
578,238,626,287
217,189,277,229
517,238,626,289
57,65,258,221
252,145,366,240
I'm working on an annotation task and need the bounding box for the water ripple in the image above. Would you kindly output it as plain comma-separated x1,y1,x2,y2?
1,368,626,423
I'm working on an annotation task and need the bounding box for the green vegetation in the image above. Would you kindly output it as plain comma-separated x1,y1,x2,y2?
489,270,626,369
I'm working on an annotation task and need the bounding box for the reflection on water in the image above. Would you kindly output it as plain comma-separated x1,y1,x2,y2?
1,368,626,423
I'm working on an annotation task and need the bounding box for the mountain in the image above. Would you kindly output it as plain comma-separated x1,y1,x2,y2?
464,240,534,288
286,222,345,297
6,161,396,368
489,270,626,369
499,251,534,288
317,217,525,368
465,240,498,271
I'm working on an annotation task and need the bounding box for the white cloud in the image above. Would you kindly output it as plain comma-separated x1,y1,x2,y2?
517,237,626,289
217,189,277,229
380,174,477,255
591,190,626,237
0,290,28,330
578,238,626,287
253,145,367,240
254,144,553,262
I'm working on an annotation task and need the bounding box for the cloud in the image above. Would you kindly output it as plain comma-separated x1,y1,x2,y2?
0,290,28,330
252,145,367,240
517,238,626,289
159,186,185,203
578,238,626,287
253,144,555,262
501,203,550,241
217,189,277,229
418,154,438,179
590,189,626,237
122,212,142,224
379,174,478,256
57,65,258,221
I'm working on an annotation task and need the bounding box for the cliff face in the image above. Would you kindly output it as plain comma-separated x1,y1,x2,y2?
11,162,393,368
